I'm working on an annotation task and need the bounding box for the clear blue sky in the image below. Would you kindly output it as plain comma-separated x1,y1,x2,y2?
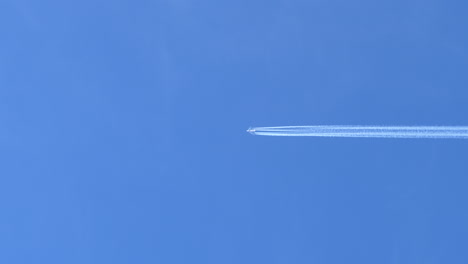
1,1,468,263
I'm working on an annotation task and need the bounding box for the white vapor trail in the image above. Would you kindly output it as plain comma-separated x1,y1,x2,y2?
247,126,468,139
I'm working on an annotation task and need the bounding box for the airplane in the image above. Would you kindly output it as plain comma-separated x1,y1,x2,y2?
246,127,256,134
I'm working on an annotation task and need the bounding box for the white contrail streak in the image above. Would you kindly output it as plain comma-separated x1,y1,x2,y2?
246,126,468,139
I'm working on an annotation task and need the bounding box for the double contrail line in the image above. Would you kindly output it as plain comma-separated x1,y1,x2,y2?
247,126,468,139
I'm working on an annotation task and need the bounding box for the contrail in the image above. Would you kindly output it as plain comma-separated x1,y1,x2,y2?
246,126,468,139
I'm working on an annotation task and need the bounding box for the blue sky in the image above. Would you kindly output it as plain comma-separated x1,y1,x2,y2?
1,0,468,263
